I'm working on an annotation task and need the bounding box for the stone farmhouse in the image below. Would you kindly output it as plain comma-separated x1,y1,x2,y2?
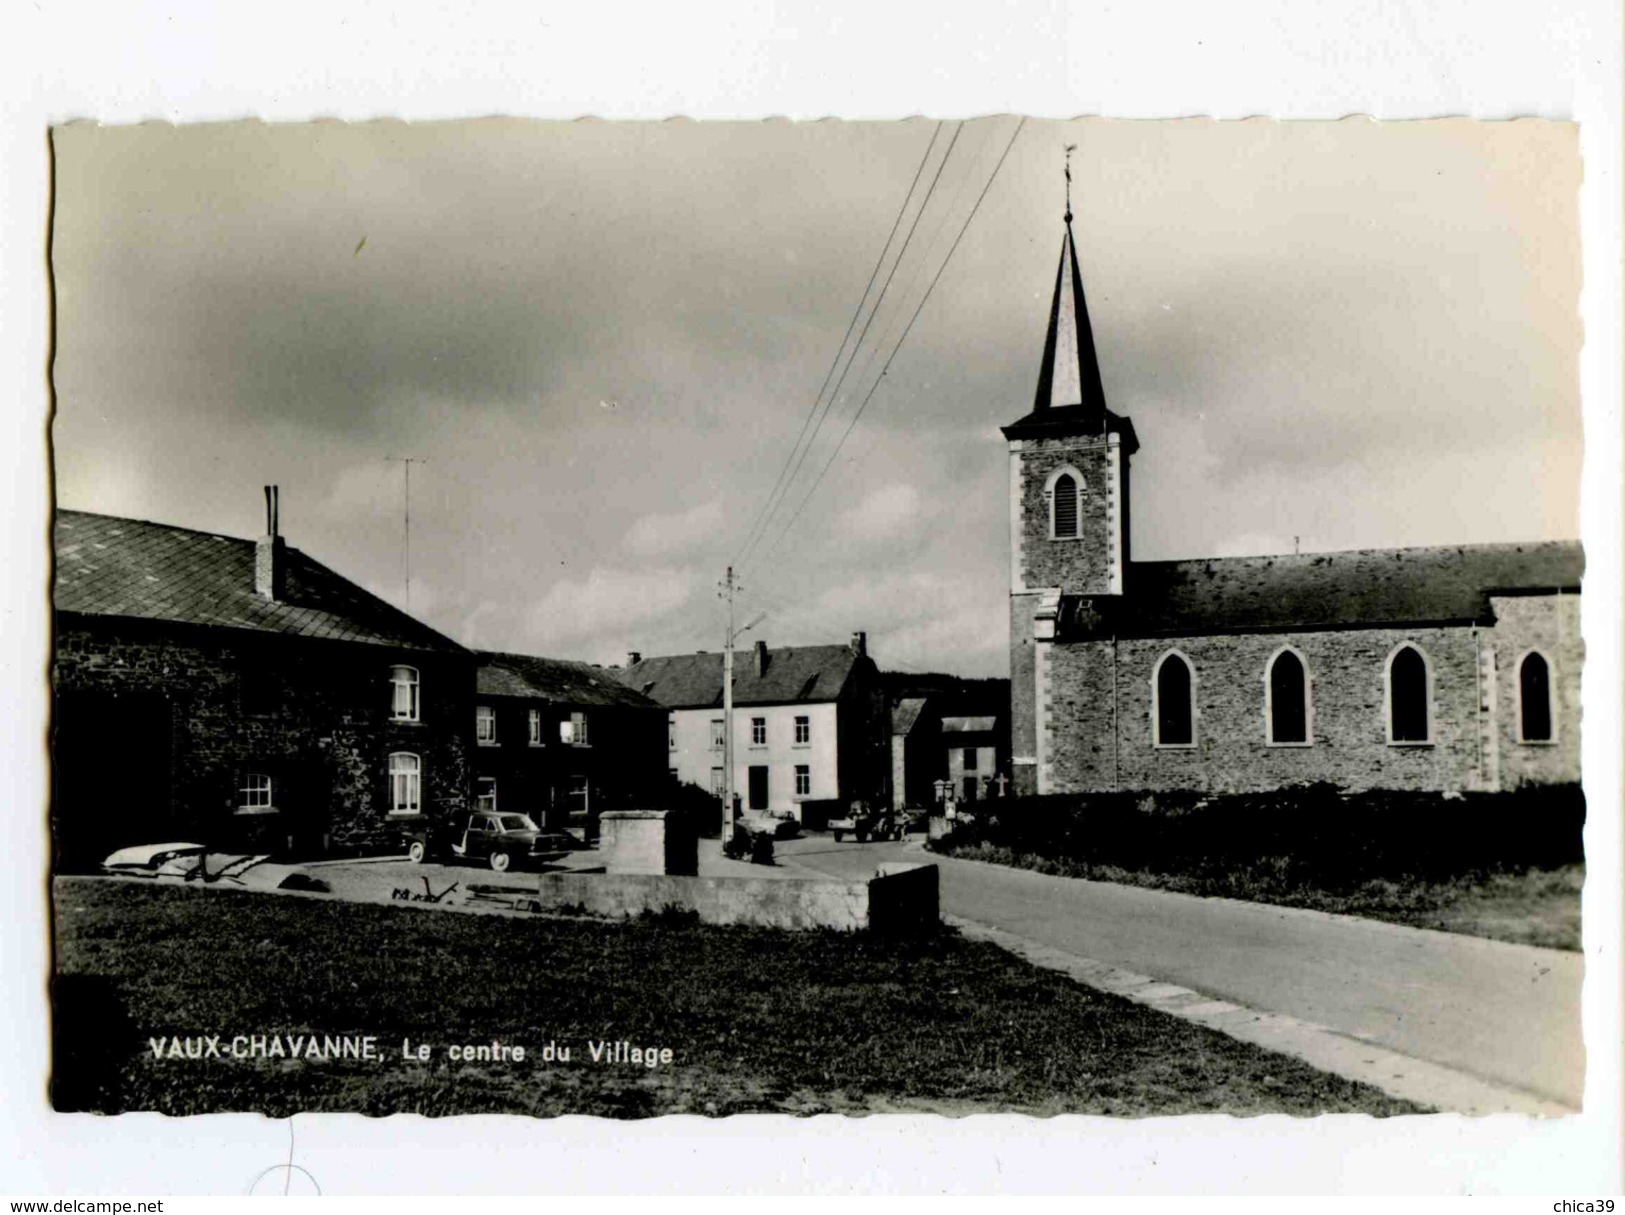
622,635,888,824
473,651,667,835
52,494,473,868
1006,214,1583,797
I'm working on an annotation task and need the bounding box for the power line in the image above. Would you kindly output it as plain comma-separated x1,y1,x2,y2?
730,122,944,567
734,121,966,571
745,116,1027,577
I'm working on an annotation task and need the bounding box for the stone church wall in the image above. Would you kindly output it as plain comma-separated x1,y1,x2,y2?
1015,434,1116,594
1490,592,1583,789
1044,624,1498,794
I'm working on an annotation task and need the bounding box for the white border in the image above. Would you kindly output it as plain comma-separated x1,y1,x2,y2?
3,0,1621,1199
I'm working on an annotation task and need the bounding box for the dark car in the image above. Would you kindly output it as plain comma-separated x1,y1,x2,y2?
405,812,568,872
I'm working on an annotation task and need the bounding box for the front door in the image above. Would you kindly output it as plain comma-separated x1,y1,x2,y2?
747,765,769,811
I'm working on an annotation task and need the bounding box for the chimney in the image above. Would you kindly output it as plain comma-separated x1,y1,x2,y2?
255,485,286,600
753,639,769,678
850,630,867,657
626,651,642,667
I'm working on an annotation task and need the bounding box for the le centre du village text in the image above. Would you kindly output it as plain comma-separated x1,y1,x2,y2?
145,1035,676,1068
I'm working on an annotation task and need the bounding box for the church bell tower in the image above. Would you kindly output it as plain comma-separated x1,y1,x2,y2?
1001,195,1137,795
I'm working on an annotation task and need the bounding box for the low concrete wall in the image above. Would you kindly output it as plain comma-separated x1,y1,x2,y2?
527,862,939,932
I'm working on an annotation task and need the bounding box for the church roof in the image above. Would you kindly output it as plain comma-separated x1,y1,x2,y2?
1057,540,1583,640
477,651,659,709
620,643,865,709
54,509,466,653
1004,216,1121,444
891,697,930,737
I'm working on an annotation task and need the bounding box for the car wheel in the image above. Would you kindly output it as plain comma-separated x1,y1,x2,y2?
407,840,426,864
489,851,511,873
856,829,868,843
833,831,843,842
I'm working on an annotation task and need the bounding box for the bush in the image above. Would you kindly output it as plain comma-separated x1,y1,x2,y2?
666,780,725,840
931,783,1585,890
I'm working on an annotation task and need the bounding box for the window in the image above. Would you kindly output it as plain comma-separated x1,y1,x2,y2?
963,747,979,772
668,717,677,750
751,717,767,746
476,704,497,744
565,775,590,817
1267,649,1311,745
240,668,277,717
528,708,542,745
388,752,421,815
1387,645,1431,744
794,764,811,797
670,765,680,782
710,718,725,750
710,766,725,795
1153,652,1195,747
390,665,420,722
1052,473,1079,538
238,772,274,813
1519,652,1554,743
475,776,497,813
794,715,810,745
560,712,589,745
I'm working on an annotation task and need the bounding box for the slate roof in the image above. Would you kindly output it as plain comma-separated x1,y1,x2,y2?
477,651,659,709
891,697,930,737
1000,403,1140,452
54,509,465,653
1057,541,1584,640
621,644,862,709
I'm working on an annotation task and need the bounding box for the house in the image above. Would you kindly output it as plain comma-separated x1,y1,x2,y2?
474,651,667,835
622,634,887,823
940,714,1008,803
889,697,936,811
51,491,474,868
1005,210,1584,796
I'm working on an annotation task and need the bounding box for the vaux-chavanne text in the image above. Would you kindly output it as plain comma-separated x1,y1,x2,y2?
146,1035,675,1067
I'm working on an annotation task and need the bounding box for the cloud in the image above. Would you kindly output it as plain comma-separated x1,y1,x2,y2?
527,565,698,648
623,500,724,557
837,484,927,543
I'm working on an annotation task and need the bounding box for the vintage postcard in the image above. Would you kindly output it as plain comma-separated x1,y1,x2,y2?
48,116,1584,1126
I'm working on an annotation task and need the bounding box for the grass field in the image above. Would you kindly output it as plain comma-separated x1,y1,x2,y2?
51,878,1424,1118
930,842,1582,951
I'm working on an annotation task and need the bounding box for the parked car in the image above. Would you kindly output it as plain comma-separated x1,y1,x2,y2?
828,801,904,843
736,810,801,840
403,813,569,873
100,843,269,881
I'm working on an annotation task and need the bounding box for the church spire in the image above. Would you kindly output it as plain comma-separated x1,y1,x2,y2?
1032,150,1108,427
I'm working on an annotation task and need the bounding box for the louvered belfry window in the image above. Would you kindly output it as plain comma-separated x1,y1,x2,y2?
1053,473,1079,539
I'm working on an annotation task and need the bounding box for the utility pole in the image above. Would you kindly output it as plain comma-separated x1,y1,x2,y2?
385,455,424,611
720,565,737,848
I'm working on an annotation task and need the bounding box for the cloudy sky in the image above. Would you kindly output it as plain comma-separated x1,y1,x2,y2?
51,117,1581,677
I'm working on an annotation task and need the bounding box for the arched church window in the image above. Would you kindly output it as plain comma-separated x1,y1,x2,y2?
1153,652,1195,747
1387,645,1431,744
1519,652,1553,743
1267,649,1310,745
1052,473,1079,539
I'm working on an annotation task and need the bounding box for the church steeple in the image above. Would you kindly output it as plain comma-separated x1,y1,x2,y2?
1031,214,1109,425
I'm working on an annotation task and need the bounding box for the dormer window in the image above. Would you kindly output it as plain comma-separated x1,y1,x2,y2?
390,665,420,722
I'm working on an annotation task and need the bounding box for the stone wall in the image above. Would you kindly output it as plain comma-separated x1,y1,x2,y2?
1490,593,1584,789
527,862,939,933
1014,434,1119,595
1044,624,1495,794
53,615,473,861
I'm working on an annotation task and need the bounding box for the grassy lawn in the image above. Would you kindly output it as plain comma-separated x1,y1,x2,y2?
51,878,1424,1118
931,842,1582,952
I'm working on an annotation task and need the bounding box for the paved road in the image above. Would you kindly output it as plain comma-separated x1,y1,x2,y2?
778,836,1585,1109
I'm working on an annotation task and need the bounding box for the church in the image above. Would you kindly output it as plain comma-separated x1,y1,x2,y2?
1004,210,1583,798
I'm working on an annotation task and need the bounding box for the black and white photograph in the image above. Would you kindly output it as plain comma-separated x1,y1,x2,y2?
45,111,1589,1128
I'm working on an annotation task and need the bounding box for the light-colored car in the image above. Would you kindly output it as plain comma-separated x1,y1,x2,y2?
100,843,269,881
404,813,569,872
736,811,801,841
